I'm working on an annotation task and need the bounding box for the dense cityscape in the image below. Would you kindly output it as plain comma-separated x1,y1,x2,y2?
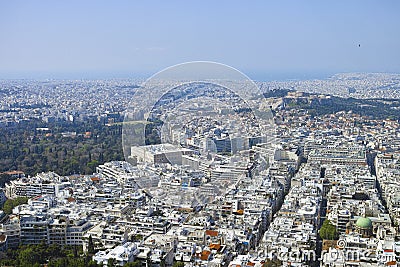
1,73,400,267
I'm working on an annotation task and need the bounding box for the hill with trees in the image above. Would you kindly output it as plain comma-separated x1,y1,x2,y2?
0,118,123,176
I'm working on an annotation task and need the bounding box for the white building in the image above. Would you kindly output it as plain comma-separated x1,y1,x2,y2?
131,144,194,165
93,242,139,266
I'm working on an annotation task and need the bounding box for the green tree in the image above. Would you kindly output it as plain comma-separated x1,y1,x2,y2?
17,246,42,267
88,259,101,267
124,261,142,267
107,257,117,267
173,261,185,267
88,235,95,255
2,199,13,214
0,173,12,187
319,219,338,240
2,197,29,214
131,234,143,242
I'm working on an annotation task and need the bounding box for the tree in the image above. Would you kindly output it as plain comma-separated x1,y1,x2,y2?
88,260,100,267
2,199,13,214
173,261,185,267
0,242,96,267
263,259,283,267
319,219,338,240
131,234,143,242
88,235,95,255
0,173,12,187
73,245,78,258
0,119,123,176
124,261,142,267
2,197,29,214
107,258,116,267
17,246,42,267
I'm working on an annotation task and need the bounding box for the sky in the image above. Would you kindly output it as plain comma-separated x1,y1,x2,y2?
0,1,399,80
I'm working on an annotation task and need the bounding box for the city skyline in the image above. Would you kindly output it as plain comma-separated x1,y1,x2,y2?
0,1,400,80
2,2,400,266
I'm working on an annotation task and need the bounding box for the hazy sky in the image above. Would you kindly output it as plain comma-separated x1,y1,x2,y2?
0,1,399,80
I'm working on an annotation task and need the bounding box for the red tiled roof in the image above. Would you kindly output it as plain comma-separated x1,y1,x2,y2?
200,250,211,261
235,209,244,215
205,230,218,237
209,243,221,250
